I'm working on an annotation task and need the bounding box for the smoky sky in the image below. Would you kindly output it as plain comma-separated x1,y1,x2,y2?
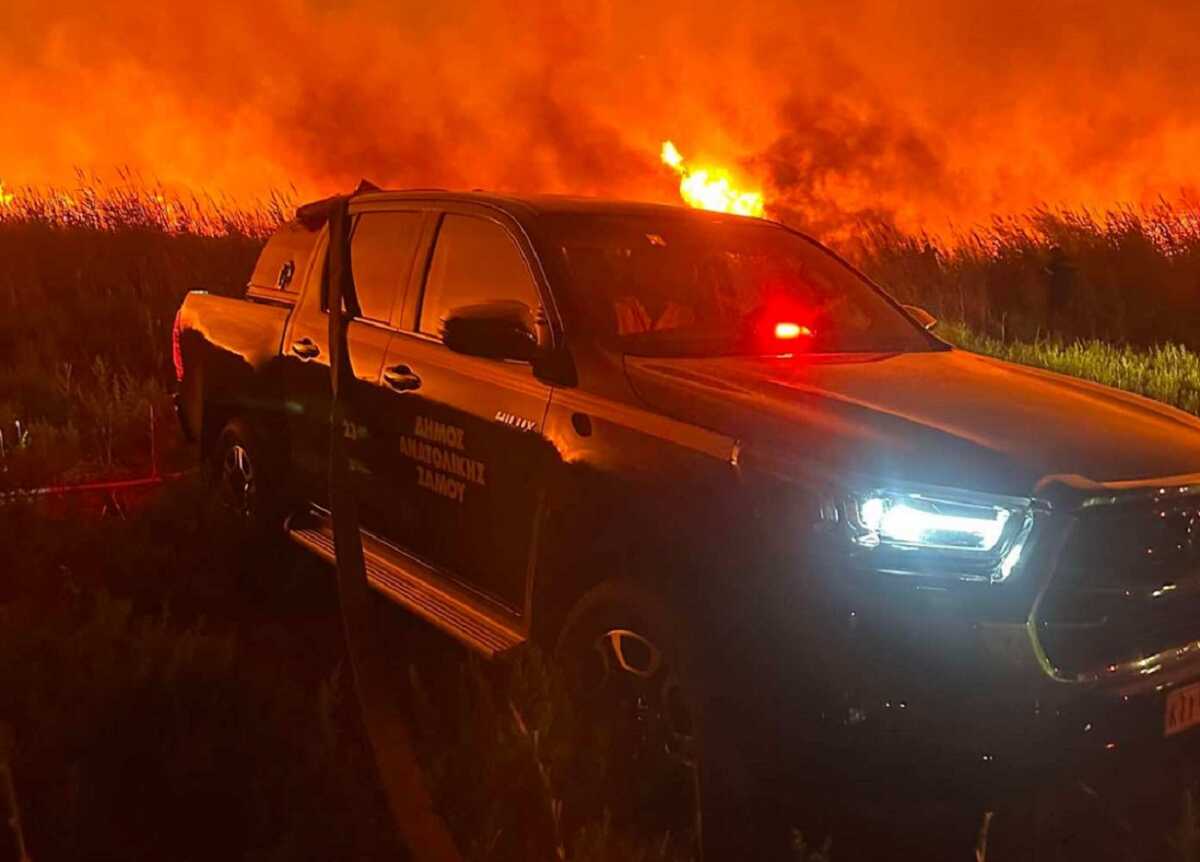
5,0,1200,235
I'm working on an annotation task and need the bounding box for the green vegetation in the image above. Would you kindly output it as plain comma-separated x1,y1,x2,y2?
941,322,1200,417
408,649,698,862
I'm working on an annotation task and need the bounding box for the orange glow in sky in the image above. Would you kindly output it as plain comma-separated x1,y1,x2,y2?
4,1,1200,240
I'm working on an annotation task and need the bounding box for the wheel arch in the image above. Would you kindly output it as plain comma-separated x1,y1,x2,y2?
528,471,755,649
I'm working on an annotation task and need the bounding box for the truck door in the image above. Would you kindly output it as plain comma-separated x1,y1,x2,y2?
281,209,430,531
374,210,554,613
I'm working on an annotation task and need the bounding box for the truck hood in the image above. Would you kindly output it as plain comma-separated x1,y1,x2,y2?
623,348,1200,497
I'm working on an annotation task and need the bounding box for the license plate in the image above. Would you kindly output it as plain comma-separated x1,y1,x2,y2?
1165,682,1200,736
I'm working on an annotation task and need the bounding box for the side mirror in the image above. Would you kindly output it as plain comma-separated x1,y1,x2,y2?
441,301,540,361
902,304,938,331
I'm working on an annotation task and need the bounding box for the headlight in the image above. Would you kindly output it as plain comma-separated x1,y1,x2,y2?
839,484,1038,583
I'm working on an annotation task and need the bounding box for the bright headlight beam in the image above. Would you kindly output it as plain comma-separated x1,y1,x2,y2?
860,496,1011,551
881,501,1009,550
848,486,1035,583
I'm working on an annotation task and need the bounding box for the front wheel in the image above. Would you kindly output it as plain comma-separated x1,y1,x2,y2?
555,580,784,860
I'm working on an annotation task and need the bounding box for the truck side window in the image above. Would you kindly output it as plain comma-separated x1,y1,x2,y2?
349,211,424,323
418,214,539,337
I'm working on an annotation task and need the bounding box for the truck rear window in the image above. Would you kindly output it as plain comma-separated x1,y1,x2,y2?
249,221,320,293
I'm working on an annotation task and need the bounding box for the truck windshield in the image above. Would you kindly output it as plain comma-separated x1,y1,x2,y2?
538,212,935,357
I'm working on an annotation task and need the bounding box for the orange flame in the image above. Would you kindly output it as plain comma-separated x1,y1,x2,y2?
0,181,13,208
660,141,764,218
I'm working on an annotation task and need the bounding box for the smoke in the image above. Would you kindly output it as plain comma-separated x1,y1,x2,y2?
5,0,1200,236
752,91,954,239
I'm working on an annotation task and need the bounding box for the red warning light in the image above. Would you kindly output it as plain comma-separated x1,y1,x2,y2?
774,321,813,340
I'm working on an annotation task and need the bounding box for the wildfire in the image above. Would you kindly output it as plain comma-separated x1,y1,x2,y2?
660,141,764,218
0,181,13,208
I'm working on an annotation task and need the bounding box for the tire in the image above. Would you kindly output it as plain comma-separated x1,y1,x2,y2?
208,417,285,534
554,579,786,861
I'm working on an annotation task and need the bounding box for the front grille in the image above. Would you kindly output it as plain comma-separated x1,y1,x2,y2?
1060,494,1200,589
1036,490,1200,678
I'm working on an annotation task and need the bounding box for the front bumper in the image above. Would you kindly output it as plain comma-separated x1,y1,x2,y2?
745,473,1200,816
741,591,1200,859
807,586,1200,801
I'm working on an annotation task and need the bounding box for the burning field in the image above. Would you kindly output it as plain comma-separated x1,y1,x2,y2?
6,0,1200,239
6,0,1200,368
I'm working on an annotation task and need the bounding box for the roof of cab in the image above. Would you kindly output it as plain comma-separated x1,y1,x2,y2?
298,188,771,226
356,189,713,217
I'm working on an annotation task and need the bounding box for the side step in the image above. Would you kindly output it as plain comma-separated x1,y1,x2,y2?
288,516,525,659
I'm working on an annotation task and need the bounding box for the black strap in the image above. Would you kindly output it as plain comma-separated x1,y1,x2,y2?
326,195,461,862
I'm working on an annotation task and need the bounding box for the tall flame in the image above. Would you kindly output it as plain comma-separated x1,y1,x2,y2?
0,181,13,209
660,141,764,218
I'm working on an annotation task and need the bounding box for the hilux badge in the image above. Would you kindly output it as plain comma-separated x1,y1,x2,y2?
495,410,537,432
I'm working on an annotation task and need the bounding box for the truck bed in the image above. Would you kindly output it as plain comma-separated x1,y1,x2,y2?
174,290,295,444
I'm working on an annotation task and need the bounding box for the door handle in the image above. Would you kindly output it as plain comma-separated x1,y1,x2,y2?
383,364,422,392
291,337,321,359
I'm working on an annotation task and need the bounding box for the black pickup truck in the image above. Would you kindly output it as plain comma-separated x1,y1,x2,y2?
175,189,1200,858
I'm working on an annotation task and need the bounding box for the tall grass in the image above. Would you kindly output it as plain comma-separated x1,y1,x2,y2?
854,199,1200,351
0,172,290,238
6,178,1200,485
0,178,277,486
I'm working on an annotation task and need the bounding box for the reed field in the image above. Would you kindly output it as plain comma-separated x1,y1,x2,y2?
6,178,1200,859
0,179,275,488
856,200,1200,349
6,179,1200,491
